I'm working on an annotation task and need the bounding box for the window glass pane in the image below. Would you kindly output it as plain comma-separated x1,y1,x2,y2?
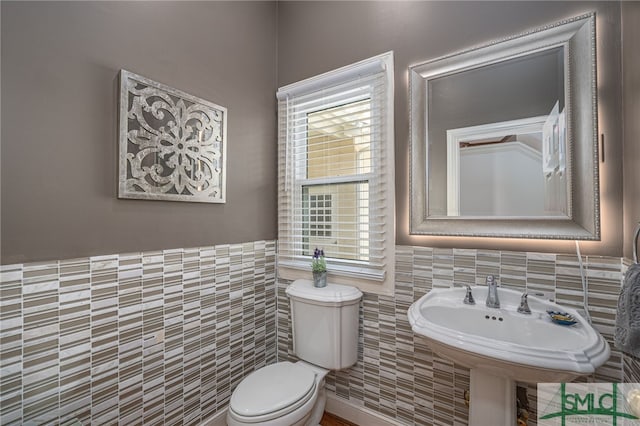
302,182,369,261
306,99,372,179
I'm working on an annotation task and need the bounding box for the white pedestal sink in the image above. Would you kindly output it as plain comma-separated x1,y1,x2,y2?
407,285,610,426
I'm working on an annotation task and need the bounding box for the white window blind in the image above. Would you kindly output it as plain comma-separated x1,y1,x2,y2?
277,52,395,289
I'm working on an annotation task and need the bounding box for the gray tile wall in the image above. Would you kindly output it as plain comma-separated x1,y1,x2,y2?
0,240,277,426
277,246,636,426
3,241,639,426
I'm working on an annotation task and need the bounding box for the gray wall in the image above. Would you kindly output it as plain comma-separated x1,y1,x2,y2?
2,1,630,263
277,1,624,257
1,2,278,264
622,2,640,261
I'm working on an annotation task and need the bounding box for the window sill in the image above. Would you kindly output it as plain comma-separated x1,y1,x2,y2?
277,260,395,296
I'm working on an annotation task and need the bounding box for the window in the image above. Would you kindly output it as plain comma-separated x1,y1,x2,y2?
277,52,395,294
307,193,332,238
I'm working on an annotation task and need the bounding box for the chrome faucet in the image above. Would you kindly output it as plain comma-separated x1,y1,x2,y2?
463,285,475,305
485,275,500,308
517,293,531,314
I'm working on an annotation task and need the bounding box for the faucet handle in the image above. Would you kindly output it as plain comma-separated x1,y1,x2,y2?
463,285,475,305
517,292,531,315
486,275,496,286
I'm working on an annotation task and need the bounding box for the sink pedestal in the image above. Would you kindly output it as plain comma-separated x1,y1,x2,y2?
469,369,516,426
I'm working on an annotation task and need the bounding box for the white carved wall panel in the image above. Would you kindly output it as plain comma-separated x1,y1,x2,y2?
118,70,227,203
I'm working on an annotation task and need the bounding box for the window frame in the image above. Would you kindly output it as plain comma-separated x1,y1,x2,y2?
277,52,395,295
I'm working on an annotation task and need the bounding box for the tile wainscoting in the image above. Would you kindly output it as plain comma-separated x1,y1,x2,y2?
2,241,639,426
278,246,639,426
0,241,277,425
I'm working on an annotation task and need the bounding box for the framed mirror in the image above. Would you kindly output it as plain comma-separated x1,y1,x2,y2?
409,13,599,239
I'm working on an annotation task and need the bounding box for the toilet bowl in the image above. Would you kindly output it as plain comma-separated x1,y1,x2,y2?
227,361,328,426
227,279,362,426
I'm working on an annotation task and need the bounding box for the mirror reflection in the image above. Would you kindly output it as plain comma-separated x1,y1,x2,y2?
428,47,566,217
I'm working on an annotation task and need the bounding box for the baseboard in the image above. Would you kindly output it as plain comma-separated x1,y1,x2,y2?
325,393,404,426
200,408,228,426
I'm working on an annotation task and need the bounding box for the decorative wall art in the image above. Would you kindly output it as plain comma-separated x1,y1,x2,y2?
118,70,227,203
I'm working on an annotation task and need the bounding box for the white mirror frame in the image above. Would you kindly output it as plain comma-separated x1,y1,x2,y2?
409,13,599,240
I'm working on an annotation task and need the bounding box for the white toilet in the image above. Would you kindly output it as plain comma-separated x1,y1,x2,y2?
227,279,362,426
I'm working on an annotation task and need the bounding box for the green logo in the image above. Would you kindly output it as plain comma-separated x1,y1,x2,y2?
538,383,640,425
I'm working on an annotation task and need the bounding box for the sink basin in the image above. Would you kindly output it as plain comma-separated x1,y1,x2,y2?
408,285,610,382
408,285,610,426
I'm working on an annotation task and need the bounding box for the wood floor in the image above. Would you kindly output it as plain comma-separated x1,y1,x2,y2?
320,412,358,426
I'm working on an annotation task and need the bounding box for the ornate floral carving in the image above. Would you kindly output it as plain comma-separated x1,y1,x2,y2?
118,70,227,203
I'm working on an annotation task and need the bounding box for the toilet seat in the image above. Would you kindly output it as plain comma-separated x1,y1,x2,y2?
229,361,317,423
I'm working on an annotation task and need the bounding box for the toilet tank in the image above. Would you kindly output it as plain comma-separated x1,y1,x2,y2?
286,279,362,370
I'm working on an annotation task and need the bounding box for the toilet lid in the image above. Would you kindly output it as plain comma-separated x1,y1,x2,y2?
230,361,316,418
